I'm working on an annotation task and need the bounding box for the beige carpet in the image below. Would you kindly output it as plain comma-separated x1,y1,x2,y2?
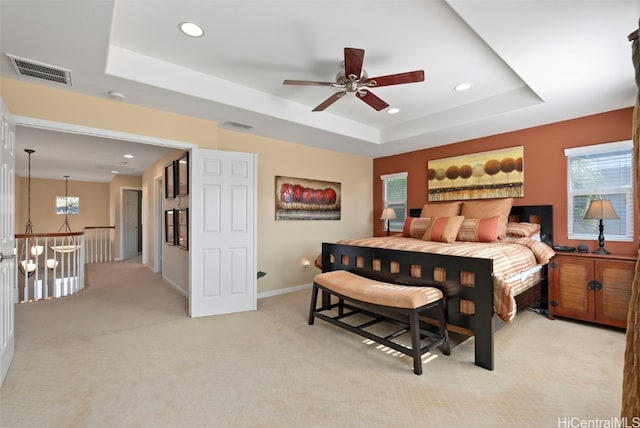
0,261,627,427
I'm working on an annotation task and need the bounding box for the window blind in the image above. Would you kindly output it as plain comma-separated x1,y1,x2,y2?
565,141,633,241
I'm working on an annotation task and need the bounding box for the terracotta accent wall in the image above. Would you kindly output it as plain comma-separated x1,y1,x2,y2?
373,107,637,256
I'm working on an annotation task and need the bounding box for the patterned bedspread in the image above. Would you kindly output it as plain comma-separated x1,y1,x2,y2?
335,236,555,322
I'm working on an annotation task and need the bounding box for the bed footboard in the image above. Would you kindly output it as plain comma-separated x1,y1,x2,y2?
321,242,495,370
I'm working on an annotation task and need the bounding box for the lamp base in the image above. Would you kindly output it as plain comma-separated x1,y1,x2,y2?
592,247,611,255
593,220,610,255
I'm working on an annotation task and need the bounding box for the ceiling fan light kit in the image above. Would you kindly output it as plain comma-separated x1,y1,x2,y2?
283,47,425,112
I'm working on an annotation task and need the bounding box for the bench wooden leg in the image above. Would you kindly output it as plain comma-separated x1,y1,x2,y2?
409,309,422,375
438,300,451,356
308,283,319,325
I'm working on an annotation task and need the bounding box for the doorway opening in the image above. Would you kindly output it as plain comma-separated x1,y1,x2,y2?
121,188,142,261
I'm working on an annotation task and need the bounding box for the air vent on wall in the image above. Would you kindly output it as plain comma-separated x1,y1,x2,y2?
6,54,72,86
223,120,253,130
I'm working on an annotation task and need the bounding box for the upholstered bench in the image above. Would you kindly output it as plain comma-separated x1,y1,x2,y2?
308,270,450,375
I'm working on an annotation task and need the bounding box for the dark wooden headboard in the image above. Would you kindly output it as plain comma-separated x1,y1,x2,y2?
509,205,553,245
410,204,553,246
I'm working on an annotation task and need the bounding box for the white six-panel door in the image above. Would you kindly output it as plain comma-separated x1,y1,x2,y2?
0,98,16,387
189,148,256,317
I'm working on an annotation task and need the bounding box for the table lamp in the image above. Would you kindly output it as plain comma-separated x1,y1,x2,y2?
583,199,619,254
380,207,397,237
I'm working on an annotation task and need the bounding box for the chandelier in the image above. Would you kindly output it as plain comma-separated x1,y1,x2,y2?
18,149,57,275
58,175,71,232
19,149,39,275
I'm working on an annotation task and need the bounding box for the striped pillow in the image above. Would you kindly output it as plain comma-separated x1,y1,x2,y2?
461,198,513,238
422,216,464,243
506,222,540,238
402,217,432,239
457,216,500,243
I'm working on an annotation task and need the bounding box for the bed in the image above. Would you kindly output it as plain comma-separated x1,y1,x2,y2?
317,204,555,370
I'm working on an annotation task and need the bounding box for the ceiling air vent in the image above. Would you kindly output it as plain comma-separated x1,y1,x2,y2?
6,54,72,86
223,120,253,131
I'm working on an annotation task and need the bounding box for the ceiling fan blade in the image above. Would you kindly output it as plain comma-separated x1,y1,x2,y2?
365,70,425,87
344,47,365,78
312,91,346,112
356,90,389,111
283,80,335,86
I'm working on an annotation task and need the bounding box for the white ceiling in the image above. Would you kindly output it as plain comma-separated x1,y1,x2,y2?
1,0,638,182
14,127,174,183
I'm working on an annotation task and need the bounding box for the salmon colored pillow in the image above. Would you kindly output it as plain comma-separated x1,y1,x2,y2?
457,216,500,243
402,217,413,237
402,217,431,238
461,198,514,238
420,201,463,218
422,216,464,243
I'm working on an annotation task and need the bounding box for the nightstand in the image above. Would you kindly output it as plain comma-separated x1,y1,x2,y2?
548,252,636,329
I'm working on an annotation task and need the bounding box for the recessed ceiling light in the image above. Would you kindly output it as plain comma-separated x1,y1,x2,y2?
454,83,472,91
111,170,119,174
179,22,204,38
123,154,134,159
108,91,126,101
387,107,400,114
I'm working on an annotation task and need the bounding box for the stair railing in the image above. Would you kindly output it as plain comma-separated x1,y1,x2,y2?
14,231,84,302
84,226,115,263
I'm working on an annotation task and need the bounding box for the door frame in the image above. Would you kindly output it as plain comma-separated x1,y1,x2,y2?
120,187,142,260
12,116,196,267
153,175,163,273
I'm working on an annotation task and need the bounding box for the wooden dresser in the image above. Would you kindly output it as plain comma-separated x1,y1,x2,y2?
548,252,636,329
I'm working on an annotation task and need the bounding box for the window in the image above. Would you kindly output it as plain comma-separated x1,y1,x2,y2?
381,172,407,232
56,196,79,215
565,140,633,241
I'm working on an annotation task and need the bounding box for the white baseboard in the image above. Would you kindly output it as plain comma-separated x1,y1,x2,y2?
163,275,188,297
128,259,309,301
258,283,312,299
158,278,311,301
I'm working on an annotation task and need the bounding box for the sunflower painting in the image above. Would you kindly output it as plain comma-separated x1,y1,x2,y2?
427,146,524,201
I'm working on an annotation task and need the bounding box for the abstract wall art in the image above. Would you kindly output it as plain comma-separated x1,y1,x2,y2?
427,146,524,201
275,176,341,220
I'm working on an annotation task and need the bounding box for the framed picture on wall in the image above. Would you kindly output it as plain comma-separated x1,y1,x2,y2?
165,161,176,199
176,152,189,197
165,209,175,245
274,175,341,220
176,208,188,250
427,146,524,201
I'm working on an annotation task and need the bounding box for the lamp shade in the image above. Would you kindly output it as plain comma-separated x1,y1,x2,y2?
20,260,36,273
380,207,397,220
584,199,619,220
30,245,44,256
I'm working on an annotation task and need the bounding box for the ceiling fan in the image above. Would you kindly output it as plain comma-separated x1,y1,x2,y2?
283,47,425,112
